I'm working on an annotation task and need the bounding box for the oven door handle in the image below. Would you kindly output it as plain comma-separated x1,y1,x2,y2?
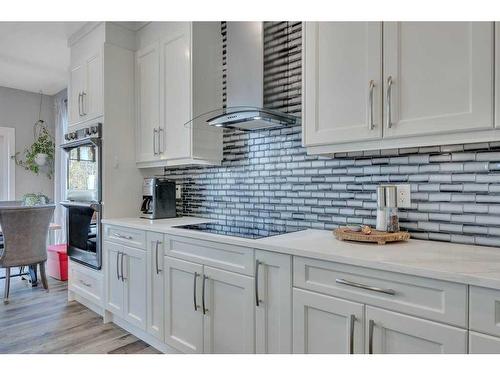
60,201,101,211
61,137,101,150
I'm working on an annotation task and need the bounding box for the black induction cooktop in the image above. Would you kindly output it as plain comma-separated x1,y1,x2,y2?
173,221,305,239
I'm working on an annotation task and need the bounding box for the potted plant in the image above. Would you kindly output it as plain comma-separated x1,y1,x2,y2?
13,121,55,179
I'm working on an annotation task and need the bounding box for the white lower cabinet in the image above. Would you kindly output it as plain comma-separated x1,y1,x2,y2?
105,241,124,316
203,266,254,353
164,256,204,353
255,251,292,353
123,245,147,330
164,256,254,354
146,232,165,341
104,241,147,330
293,288,364,354
366,306,467,354
469,331,500,354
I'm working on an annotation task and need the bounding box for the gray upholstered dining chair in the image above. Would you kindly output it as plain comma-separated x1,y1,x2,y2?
0,204,55,303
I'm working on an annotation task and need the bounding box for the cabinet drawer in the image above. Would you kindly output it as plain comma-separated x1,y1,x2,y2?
69,261,103,307
469,286,500,337
469,331,500,354
104,225,146,249
294,257,467,327
165,235,254,276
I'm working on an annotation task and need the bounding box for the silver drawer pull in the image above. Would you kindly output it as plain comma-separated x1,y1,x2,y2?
79,280,92,288
113,232,133,240
335,278,396,296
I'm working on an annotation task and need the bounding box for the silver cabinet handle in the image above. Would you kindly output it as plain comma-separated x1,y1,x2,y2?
79,280,92,288
153,128,158,155
113,233,133,240
368,319,375,354
158,127,164,155
335,278,396,295
116,251,121,280
155,240,161,275
78,92,83,117
81,91,87,116
193,272,199,311
255,260,262,307
349,314,355,354
202,275,208,314
121,252,126,281
368,80,375,130
386,75,393,129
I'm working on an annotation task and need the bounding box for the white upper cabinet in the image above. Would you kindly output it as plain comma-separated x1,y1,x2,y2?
303,21,496,154
68,62,86,126
84,51,103,121
135,22,223,168
68,49,103,128
160,31,191,161
135,43,161,163
303,22,382,146
383,22,494,138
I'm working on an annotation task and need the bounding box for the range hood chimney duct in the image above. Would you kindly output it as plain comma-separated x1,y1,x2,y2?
206,22,299,131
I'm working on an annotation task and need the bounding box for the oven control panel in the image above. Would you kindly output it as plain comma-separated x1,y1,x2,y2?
64,123,101,141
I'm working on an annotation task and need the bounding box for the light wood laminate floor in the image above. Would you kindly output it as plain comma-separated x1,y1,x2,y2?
0,268,165,354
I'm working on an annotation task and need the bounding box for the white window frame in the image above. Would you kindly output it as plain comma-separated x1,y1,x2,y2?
0,127,16,200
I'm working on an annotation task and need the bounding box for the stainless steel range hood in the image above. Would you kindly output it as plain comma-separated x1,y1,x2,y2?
206,22,299,131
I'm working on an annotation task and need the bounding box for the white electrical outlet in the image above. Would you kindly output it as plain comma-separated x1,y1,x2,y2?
175,185,182,199
396,184,411,208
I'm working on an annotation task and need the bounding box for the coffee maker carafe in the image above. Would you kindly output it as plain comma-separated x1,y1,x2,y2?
140,177,176,219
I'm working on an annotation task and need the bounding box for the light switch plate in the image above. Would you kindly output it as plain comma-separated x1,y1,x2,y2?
175,185,182,199
395,184,411,208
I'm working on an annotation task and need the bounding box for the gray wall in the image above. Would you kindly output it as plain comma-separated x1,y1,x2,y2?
0,86,55,200
163,22,500,248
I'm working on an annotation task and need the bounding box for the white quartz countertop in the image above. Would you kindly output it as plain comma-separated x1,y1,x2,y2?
102,216,500,289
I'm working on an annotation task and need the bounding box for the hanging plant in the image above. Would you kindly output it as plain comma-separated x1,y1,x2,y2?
12,92,55,179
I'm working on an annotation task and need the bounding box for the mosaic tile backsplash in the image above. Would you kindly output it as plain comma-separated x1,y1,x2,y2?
163,22,500,248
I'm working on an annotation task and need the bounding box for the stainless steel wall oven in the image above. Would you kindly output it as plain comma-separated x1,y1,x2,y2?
61,123,102,269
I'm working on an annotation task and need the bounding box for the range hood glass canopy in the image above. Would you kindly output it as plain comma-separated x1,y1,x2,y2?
184,106,300,131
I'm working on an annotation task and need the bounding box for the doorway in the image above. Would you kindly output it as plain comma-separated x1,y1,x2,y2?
0,127,15,200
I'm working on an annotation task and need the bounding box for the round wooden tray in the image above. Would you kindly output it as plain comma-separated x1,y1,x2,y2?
334,227,410,245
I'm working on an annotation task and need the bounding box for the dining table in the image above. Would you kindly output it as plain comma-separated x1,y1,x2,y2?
0,223,62,287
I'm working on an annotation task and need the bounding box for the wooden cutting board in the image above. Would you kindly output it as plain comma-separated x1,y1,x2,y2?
334,227,410,245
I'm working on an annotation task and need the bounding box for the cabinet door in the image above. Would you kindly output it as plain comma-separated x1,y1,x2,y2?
255,250,292,354
293,288,364,354
122,245,147,330
68,62,86,126
84,50,103,121
164,256,204,353
303,22,382,146
366,306,467,354
469,331,500,354
160,30,191,161
383,22,494,138
105,242,124,316
146,232,165,341
203,266,255,353
135,42,160,163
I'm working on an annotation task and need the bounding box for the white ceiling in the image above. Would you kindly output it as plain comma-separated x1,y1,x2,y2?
0,22,87,95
